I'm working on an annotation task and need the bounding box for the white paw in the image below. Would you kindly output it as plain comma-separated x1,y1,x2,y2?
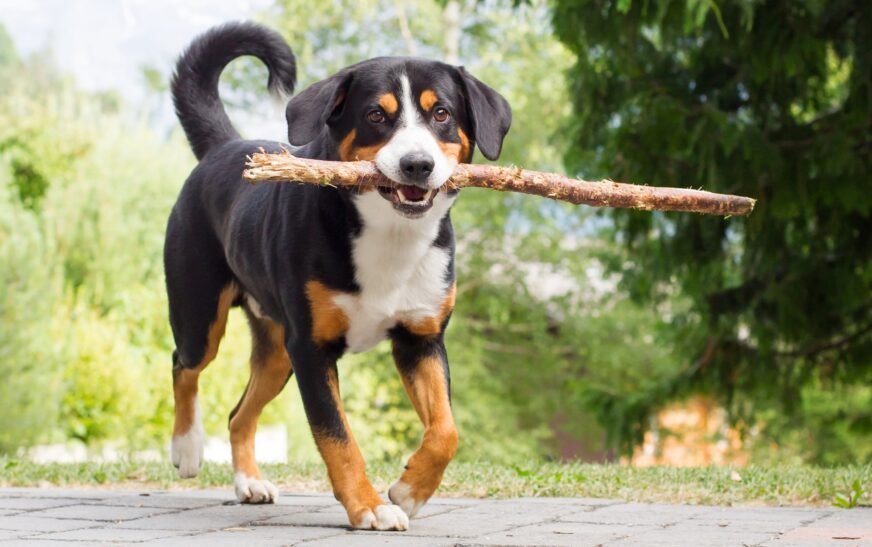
234,473,279,504
355,504,409,531
388,480,425,518
170,411,204,479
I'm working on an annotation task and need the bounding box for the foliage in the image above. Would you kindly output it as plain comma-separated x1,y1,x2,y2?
833,478,865,509
0,180,64,452
552,0,872,463
0,37,251,455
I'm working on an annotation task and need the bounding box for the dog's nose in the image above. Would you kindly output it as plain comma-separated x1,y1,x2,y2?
399,153,434,182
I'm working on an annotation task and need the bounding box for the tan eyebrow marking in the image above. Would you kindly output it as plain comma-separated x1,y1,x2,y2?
378,93,398,115
419,89,438,111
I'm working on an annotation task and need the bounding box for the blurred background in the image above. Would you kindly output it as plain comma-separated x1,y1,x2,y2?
0,0,869,468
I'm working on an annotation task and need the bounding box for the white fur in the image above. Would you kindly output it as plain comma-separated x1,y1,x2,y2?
234,472,279,504
354,504,410,531
338,190,456,353
388,480,425,518
375,74,456,190
245,294,266,319
170,398,204,478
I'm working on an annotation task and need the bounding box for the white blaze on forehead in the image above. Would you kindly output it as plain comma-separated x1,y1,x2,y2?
398,73,418,127
374,73,455,189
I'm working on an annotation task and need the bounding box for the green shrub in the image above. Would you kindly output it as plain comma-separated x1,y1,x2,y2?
0,182,64,452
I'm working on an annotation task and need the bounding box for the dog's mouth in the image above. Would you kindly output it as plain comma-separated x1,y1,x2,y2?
377,184,437,218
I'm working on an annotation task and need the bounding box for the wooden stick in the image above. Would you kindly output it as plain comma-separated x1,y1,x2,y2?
243,150,756,217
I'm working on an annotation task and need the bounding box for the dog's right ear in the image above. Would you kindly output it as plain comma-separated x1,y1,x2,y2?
286,71,353,145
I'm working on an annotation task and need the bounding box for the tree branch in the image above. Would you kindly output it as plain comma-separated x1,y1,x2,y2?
774,320,872,360
244,150,757,217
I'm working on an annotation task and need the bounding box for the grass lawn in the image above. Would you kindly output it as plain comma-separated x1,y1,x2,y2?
1,458,869,508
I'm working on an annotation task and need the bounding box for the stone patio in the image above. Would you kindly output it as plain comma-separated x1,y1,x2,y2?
0,487,869,546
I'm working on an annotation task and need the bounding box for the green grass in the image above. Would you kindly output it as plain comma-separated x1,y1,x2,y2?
1,458,869,507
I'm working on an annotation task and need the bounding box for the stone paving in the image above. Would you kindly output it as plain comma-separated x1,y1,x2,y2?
0,487,869,546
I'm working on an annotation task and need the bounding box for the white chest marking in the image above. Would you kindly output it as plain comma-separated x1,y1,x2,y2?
336,191,456,353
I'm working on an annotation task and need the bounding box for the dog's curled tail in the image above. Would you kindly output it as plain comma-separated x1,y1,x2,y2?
171,22,296,160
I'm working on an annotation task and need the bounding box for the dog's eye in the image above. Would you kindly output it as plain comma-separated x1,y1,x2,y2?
433,107,450,123
366,110,386,124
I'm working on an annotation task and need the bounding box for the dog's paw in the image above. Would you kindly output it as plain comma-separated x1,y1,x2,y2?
171,424,204,479
234,473,279,504
353,504,409,531
388,480,425,518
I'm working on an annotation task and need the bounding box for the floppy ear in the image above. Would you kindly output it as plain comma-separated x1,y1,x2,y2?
457,67,512,161
285,71,352,145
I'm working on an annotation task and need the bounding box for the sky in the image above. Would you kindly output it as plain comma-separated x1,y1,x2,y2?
0,0,284,139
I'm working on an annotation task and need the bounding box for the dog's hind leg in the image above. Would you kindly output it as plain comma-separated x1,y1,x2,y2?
227,310,293,503
169,282,236,478
165,225,238,478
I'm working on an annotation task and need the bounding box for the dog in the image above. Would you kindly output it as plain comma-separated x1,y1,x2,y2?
165,22,511,531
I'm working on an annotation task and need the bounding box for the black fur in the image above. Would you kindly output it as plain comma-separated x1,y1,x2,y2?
457,67,512,160
171,22,296,160
285,70,353,146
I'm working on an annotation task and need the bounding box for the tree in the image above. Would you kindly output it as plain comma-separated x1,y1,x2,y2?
551,0,872,463
0,27,209,454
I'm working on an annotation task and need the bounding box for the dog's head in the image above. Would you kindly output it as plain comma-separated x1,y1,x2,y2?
286,58,511,219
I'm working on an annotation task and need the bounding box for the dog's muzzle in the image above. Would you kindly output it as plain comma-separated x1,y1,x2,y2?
377,183,438,218
377,152,440,218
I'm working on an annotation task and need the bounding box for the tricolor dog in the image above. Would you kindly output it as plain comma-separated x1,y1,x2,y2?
165,22,511,530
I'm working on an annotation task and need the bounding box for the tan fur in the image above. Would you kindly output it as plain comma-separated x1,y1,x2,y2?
229,319,292,479
419,89,438,111
338,130,357,162
405,282,456,337
338,129,385,163
438,128,471,163
438,142,463,163
314,368,385,526
173,283,238,437
378,93,399,115
305,280,350,344
394,355,458,504
458,128,471,162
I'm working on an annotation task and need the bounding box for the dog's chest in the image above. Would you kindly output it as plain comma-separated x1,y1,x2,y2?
332,223,450,353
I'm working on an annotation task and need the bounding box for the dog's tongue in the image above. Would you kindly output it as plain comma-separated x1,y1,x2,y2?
398,185,428,202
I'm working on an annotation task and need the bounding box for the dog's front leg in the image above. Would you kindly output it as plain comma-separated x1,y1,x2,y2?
290,342,409,531
387,329,459,518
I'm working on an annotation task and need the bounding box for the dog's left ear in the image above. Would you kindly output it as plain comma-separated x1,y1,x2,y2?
457,67,512,161
286,71,353,145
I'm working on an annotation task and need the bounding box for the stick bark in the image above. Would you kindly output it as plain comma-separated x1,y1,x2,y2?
243,150,756,217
